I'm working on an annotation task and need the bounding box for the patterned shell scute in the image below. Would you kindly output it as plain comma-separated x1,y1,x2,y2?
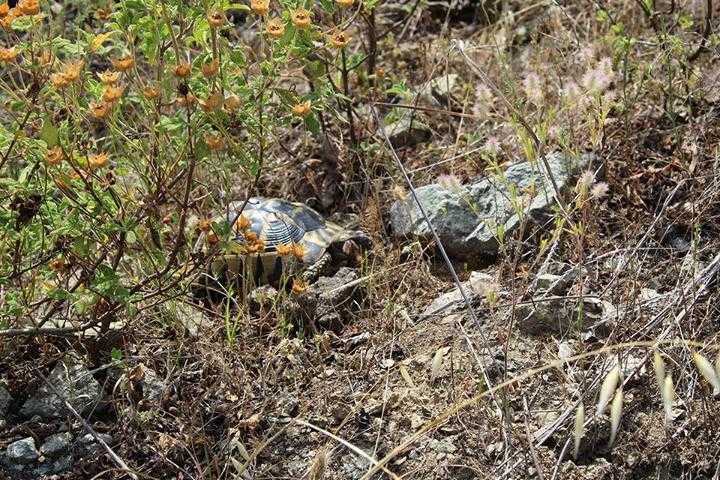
226,197,336,264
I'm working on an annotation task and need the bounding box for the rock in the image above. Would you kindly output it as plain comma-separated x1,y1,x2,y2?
390,152,594,259
418,74,460,106
296,267,362,331
384,114,431,148
142,368,166,404
515,300,577,335
421,271,495,318
6,437,39,464
33,454,73,477
248,285,279,313
21,353,103,420
516,296,606,336
79,433,113,455
533,266,583,295
171,301,211,337
0,383,11,417
40,432,73,457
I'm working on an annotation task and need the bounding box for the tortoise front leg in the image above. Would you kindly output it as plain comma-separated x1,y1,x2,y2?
301,252,331,283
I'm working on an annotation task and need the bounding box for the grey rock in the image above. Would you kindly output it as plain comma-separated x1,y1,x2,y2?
248,285,279,312
418,74,460,106
390,152,593,259
78,433,113,456
21,353,102,420
421,271,495,318
142,368,166,404
40,432,73,457
298,267,361,330
384,114,431,148
517,296,611,336
33,454,73,476
0,383,11,417
172,301,211,337
6,437,39,464
516,300,578,336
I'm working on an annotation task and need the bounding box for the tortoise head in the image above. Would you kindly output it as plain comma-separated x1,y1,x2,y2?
329,229,372,263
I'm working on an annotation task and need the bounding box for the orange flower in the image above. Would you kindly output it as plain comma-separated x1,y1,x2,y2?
235,214,251,231
335,0,354,7
88,152,109,170
37,49,53,67
173,62,191,78
95,7,112,20
328,29,350,48
0,3,9,17
0,46,17,63
97,70,120,84
291,100,311,117
142,85,160,99
244,230,258,243
17,0,39,15
0,8,16,28
111,55,134,71
49,258,66,272
201,59,219,77
250,0,269,16
197,218,213,232
176,93,196,107
62,60,84,83
224,94,241,112
45,146,63,166
207,8,225,28
89,101,111,119
206,231,219,245
50,73,70,89
102,85,124,103
265,18,285,38
291,278,307,294
276,243,293,256
204,132,225,151
199,92,222,112
291,8,311,28
247,238,266,253
291,242,305,260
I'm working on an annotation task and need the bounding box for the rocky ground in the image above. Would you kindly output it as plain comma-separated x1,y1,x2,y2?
3,0,720,479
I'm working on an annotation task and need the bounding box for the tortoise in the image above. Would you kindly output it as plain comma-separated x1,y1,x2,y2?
195,197,371,298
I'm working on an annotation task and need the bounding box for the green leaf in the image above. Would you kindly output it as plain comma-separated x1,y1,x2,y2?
304,113,320,135
40,116,59,148
111,347,123,361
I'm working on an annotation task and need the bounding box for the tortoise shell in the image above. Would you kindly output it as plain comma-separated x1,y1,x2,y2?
209,197,358,287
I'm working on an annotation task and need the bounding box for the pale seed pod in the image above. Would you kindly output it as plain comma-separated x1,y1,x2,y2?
662,375,675,425
692,352,720,395
308,449,327,480
573,402,585,460
597,365,620,415
653,349,665,390
608,388,624,449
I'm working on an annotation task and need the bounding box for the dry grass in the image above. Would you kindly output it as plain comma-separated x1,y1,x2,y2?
3,0,720,478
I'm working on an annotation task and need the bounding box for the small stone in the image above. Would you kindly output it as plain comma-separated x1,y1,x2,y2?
77,432,112,456
21,353,103,420
248,285,279,312
421,271,495,318
0,383,11,417
33,454,73,476
40,432,73,457
384,114,431,148
6,437,39,464
558,342,575,360
535,273,563,291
